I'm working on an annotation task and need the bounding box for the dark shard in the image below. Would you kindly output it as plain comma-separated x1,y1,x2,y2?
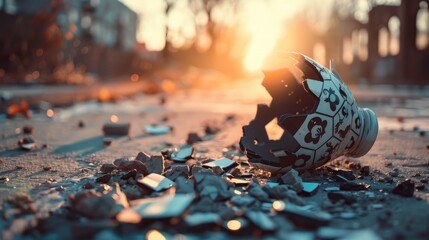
211,166,224,175
144,124,172,135
127,193,194,219
100,164,117,174
280,204,332,229
186,132,203,145
103,137,113,146
340,182,371,191
231,195,258,207
392,179,415,197
327,192,357,204
246,211,277,231
164,165,189,181
225,114,236,121
43,166,52,171
116,160,148,175
204,125,221,135
419,131,425,137
194,172,233,201
135,151,151,162
327,166,356,181
22,125,34,134
96,174,111,183
18,137,36,151
102,123,130,136
203,157,238,171
247,181,271,202
361,166,370,176
175,176,195,194
263,185,305,205
227,168,241,178
82,182,94,189
185,212,220,227
78,120,85,128
280,169,304,192
121,170,137,180
227,178,250,187
415,184,425,191
146,155,165,174
170,145,194,162
300,182,319,196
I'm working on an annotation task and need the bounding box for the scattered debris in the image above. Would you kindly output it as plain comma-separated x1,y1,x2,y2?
18,137,36,151
186,132,203,144
360,166,370,176
280,169,304,192
328,166,356,181
327,191,357,204
203,157,237,171
22,125,34,134
100,164,117,174
277,203,332,229
43,166,52,171
137,173,175,191
0,176,10,183
392,179,415,197
102,123,130,136
96,174,111,183
170,145,194,162
144,124,172,135
300,182,319,196
146,155,165,174
78,120,85,128
340,182,371,191
103,137,114,146
115,159,148,175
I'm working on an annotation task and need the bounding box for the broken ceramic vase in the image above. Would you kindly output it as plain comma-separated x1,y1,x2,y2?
240,53,378,173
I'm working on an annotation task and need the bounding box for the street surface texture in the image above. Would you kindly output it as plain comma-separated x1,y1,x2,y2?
0,80,428,239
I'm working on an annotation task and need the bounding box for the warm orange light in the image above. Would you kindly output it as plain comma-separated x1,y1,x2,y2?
146,230,167,240
46,109,55,118
130,74,140,82
98,88,111,102
226,220,241,231
110,115,119,123
65,32,74,41
272,200,285,211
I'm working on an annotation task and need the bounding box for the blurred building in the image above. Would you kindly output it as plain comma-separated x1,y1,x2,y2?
324,0,429,85
0,0,139,84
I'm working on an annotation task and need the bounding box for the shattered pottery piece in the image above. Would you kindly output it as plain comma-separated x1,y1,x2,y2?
102,123,130,136
137,173,175,191
164,165,189,181
22,125,34,135
103,137,113,146
360,166,370,176
327,191,357,204
170,145,194,162
340,182,371,191
18,137,36,151
226,178,250,187
203,157,238,171
392,179,415,197
246,211,277,231
300,182,319,196
95,174,111,184
116,160,148,175
194,172,233,201
69,184,128,219
100,164,117,174
278,204,332,229
327,166,356,180
280,169,304,192
240,53,378,173
186,132,203,144
144,124,171,135
175,176,195,194
135,151,151,162
128,193,195,219
146,155,165,174
185,212,220,227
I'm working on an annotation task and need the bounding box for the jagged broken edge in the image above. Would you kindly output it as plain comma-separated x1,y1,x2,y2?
240,52,326,173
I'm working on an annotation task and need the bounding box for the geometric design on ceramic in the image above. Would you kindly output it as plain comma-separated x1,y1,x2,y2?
315,80,344,117
293,113,333,150
272,147,315,171
333,102,353,140
314,137,341,168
